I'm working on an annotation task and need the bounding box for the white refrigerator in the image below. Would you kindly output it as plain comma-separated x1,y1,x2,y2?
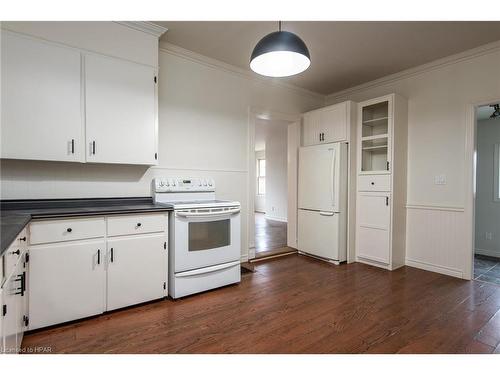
297,142,348,263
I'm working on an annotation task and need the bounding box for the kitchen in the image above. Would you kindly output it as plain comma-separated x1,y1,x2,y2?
1,3,500,371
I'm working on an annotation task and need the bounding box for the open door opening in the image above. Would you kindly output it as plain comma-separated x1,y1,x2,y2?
473,102,500,285
253,117,295,260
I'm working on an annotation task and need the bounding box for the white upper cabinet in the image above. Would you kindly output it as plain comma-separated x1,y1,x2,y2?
302,101,352,146
1,28,160,166
85,54,157,165
1,32,83,162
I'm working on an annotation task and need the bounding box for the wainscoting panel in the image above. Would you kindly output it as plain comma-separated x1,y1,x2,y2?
406,205,468,279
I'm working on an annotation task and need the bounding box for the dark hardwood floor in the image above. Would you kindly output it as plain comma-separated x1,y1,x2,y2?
22,254,500,354
255,212,287,256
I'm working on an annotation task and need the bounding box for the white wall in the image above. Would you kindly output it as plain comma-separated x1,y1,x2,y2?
475,117,500,258
254,150,266,213
326,41,500,278
263,120,288,222
0,25,324,264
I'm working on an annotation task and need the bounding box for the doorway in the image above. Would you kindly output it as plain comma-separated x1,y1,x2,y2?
473,102,500,285
253,117,291,258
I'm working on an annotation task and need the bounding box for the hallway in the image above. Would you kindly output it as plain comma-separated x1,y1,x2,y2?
255,212,287,256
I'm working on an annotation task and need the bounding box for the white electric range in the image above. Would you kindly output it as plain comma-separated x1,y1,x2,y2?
153,177,241,298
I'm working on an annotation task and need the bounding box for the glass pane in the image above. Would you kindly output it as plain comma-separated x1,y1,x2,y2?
258,159,266,177
362,101,389,137
189,220,230,251
258,177,266,195
361,138,389,172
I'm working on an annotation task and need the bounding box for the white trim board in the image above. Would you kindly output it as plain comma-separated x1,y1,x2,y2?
326,39,500,101
264,215,288,223
405,258,464,279
406,204,465,212
151,166,247,173
159,42,325,102
114,22,167,38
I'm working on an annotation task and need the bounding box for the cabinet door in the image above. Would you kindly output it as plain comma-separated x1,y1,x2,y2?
2,273,20,354
356,192,391,264
85,54,157,165
321,103,347,143
0,289,3,353
29,240,106,330
107,234,167,311
302,111,321,146
1,32,83,162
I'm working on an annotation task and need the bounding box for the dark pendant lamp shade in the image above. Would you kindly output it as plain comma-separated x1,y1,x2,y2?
250,25,310,77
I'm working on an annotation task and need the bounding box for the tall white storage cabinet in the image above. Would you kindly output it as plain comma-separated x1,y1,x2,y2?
355,94,408,270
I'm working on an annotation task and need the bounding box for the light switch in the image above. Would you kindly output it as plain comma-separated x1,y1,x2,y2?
434,175,447,185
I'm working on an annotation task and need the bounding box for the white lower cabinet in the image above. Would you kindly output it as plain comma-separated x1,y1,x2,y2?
107,234,167,311
2,252,28,354
29,240,106,330
27,213,168,331
356,192,391,264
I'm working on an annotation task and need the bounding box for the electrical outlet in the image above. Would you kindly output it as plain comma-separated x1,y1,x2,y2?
486,232,493,240
434,175,447,185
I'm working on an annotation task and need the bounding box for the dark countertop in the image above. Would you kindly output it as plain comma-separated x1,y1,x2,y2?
1,197,173,257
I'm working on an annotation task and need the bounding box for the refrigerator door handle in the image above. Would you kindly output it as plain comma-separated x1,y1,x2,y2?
330,147,336,210
319,211,334,216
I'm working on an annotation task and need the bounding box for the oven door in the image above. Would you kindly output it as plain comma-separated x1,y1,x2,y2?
172,206,241,273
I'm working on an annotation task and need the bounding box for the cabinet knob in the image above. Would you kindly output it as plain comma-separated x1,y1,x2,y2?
371,182,375,185
12,249,21,256
67,228,72,233
137,223,142,227
19,236,27,242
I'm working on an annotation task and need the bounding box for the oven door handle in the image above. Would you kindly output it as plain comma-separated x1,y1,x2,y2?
175,260,241,277
176,208,240,218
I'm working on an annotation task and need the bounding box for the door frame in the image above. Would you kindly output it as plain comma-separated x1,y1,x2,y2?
465,97,500,280
247,107,301,260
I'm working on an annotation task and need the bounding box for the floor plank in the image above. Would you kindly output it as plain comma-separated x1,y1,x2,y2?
255,212,287,254
22,254,500,354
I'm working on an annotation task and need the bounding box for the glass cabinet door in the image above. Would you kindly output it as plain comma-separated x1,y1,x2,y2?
361,101,390,172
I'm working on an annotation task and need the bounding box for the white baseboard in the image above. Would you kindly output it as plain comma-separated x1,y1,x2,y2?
475,248,500,258
240,254,249,263
264,214,287,223
405,258,464,279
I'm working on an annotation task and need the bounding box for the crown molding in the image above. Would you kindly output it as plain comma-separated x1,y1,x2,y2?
115,22,167,38
326,39,500,102
159,41,325,102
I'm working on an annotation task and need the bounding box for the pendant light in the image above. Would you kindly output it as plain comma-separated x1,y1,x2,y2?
250,21,310,78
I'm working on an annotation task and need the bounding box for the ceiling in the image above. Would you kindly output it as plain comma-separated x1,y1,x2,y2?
153,21,500,95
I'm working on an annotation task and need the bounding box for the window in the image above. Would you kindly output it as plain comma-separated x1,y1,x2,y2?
495,144,500,202
257,159,266,195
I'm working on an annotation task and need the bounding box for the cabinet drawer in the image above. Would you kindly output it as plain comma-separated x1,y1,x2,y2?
358,175,391,191
29,217,105,245
107,214,166,237
3,228,27,279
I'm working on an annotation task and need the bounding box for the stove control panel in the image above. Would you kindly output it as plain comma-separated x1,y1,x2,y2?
153,177,215,192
